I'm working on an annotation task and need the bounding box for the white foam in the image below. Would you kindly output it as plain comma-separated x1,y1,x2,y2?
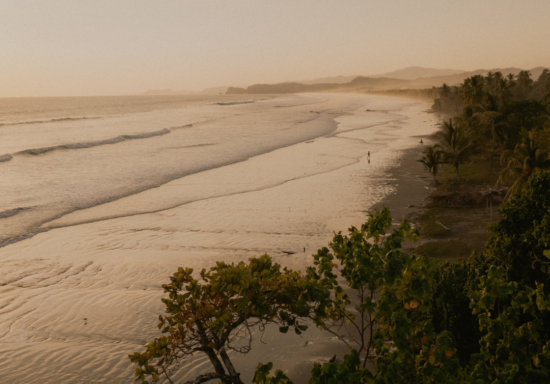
216,100,254,105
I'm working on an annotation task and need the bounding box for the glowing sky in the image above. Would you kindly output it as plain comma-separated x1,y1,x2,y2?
1,0,549,97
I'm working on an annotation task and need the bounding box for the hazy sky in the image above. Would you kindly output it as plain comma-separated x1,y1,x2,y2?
1,0,550,97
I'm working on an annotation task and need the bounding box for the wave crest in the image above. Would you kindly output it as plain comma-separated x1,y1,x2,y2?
0,207,27,219
2,128,172,160
0,116,99,127
216,100,254,106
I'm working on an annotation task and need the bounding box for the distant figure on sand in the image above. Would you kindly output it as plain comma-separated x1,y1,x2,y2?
420,139,423,144
367,151,370,163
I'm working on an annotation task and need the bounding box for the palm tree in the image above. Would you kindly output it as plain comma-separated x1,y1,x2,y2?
475,92,503,146
474,92,507,165
486,71,495,89
493,71,504,84
544,77,550,105
440,83,451,98
511,71,534,100
434,119,474,181
417,146,441,184
496,128,550,201
460,75,485,107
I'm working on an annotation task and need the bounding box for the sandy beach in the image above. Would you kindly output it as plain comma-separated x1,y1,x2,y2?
0,94,440,383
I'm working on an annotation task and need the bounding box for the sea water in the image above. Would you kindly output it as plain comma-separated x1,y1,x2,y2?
0,94,352,246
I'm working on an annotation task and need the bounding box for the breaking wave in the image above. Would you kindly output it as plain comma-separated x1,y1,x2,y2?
1,128,171,161
0,207,28,219
216,100,254,106
0,116,100,127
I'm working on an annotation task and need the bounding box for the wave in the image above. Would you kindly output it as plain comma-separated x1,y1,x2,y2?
0,116,100,127
170,123,193,130
121,128,170,140
2,128,172,160
216,100,254,106
0,207,27,219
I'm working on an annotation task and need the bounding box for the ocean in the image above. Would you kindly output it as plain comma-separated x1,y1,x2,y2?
0,94,346,246
0,93,439,382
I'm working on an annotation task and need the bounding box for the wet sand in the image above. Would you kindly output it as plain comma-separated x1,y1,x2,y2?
0,95,440,383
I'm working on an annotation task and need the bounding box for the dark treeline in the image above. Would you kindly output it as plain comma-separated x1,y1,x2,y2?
433,70,550,115
419,70,550,201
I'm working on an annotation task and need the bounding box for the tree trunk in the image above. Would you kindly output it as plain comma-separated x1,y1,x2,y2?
492,120,496,146
190,299,230,383
201,346,229,383
455,163,462,181
490,119,497,166
219,348,243,384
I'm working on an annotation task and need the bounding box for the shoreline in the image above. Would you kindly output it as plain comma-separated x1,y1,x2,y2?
369,144,435,231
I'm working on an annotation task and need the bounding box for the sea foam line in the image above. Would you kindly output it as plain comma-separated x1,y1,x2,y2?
215,100,254,106
0,116,100,127
0,126,189,162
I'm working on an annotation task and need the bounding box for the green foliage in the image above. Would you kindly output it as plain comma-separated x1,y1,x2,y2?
254,351,375,384
308,207,424,365
430,261,481,365
309,208,462,383
486,170,550,287
308,350,373,384
466,267,550,383
417,145,442,184
129,255,334,384
432,84,462,114
500,100,549,147
461,75,486,107
425,70,550,188
497,129,550,201
253,363,293,384
434,119,474,180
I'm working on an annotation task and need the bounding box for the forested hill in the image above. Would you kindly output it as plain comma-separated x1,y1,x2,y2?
226,66,549,94
226,76,409,94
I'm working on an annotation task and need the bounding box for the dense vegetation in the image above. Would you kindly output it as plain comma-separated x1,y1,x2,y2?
130,172,550,383
421,70,550,197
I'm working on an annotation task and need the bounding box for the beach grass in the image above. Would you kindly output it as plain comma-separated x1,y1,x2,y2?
437,153,504,190
412,206,496,261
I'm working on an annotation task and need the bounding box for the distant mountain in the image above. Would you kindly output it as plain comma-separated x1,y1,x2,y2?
296,68,465,84
371,66,465,80
224,65,550,95
296,75,361,85
226,77,409,94
142,89,196,95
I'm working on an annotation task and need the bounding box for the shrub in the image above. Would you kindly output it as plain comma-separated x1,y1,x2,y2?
129,255,336,384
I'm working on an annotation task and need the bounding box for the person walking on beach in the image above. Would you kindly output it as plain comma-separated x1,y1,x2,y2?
368,151,370,163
